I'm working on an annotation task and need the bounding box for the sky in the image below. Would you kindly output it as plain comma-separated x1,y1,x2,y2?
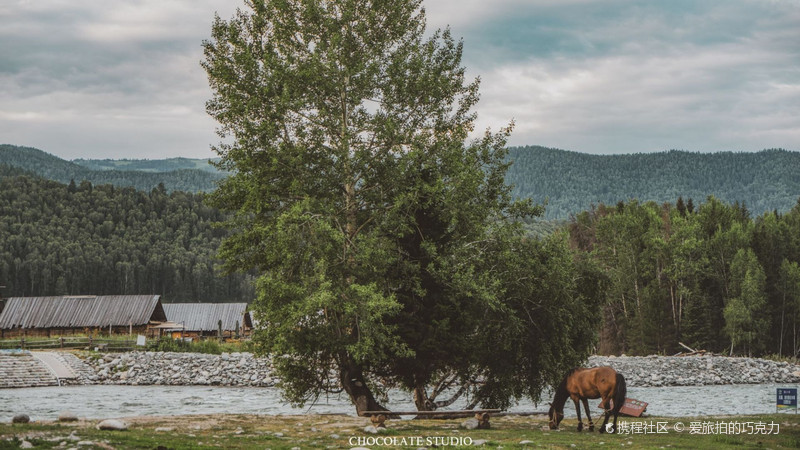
1,0,799,160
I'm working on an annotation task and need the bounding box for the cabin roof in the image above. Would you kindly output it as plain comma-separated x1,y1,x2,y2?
162,303,251,332
0,295,165,329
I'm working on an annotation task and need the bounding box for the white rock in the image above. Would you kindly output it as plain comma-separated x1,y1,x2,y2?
96,419,128,431
461,418,480,430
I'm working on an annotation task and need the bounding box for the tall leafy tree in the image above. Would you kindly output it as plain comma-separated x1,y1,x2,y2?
777,260,800,357
724,249,768,355
203,0,589,413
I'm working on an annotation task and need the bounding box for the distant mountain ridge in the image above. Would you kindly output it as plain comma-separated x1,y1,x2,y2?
3,144,798,219
506,146,800,219
72,156,220,173
0,144,223,192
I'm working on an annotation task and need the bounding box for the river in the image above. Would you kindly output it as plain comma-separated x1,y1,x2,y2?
1,384,797,422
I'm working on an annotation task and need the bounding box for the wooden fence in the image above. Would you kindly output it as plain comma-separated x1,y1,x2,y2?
0,336,137,352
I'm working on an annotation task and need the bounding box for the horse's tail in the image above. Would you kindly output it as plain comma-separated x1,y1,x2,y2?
613,373,627,414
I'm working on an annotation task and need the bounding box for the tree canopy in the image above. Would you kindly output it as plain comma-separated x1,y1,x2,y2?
569,196,800,357
203,0,597,413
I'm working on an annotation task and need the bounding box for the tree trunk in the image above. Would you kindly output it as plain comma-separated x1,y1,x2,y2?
413,383,432,411
339,355,387,415
780,291,786,356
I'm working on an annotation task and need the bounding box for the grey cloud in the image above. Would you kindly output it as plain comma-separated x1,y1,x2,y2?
461,0,800,153
0,0,798,159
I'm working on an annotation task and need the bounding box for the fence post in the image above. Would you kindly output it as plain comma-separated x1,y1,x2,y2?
60,337,64,348
20,338,25,350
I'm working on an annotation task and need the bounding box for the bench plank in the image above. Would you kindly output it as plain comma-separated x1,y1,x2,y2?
361,409,501,417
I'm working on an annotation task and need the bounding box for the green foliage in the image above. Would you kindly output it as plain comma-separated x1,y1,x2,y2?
506,146,800,219
569,196,800,357
724,249,768,355
0,144,223,193
0,173,254,301
203,0,592,413
145,337,248,354
72,156,221,174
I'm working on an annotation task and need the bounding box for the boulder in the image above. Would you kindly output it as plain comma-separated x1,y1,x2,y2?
58,410,79,422
96,419,128,431
12,414,30,424
461,418,480,430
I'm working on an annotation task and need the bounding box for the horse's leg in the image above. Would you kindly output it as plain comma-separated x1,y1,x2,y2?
598,395,611,433
572,397,584,431
581,398,594,431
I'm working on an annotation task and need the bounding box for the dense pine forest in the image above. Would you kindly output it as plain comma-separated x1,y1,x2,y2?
506,146,800,219
0,166,253,302
0,145,223,193
569,197,800,358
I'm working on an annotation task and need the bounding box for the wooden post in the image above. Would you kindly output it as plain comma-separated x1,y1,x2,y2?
218,319,223,342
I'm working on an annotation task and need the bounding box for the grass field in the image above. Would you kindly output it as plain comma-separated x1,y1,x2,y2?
2,413,799,449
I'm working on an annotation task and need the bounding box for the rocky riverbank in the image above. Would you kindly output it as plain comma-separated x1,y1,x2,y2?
6,350,800,389
81,352,800,388
588,354,800,386
80,351,277,387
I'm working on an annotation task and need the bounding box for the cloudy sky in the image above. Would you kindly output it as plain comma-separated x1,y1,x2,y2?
1,0,799,160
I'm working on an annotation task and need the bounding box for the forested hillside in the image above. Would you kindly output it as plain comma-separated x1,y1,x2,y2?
570,197,800,357
0,145,223,193
5,144,799,221
0,172,254,302
506,146,800,219
73,157,220,173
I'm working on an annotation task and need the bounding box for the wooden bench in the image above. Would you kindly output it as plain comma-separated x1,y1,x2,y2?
360,409,502,428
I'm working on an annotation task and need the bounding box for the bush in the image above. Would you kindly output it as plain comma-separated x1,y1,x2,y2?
145,338,248,355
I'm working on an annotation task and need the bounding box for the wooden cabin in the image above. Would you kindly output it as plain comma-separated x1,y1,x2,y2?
162,303,252,339
0,295,167,338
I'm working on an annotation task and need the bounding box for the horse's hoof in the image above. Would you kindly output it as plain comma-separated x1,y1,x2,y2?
588,426,595,432
577,423,583,432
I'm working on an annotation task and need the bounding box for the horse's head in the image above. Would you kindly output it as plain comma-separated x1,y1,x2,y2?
548,402,564,430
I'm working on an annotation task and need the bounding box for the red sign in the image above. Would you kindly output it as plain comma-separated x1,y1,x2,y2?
599,398,648,417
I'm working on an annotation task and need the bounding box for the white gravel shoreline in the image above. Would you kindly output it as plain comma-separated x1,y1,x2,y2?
64,351,800,388
588,354,800,387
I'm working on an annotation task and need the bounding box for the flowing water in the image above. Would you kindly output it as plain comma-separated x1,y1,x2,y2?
1,383,797,422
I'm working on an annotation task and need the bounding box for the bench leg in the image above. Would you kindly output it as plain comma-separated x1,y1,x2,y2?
370,414,387,428
476,412,491,429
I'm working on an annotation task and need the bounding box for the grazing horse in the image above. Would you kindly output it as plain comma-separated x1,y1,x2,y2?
548,366,627,433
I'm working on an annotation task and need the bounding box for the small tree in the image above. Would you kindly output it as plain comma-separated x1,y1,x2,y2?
724,249,767,355
778,260,800,357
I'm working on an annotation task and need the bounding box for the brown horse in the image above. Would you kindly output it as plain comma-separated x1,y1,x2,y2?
548,366,627,433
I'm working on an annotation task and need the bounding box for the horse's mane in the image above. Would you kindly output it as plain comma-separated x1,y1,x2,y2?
552,368,579,410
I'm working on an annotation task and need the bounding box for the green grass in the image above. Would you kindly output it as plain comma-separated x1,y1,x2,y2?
2,413,799,449
0,335,254,354
145,337,254,354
